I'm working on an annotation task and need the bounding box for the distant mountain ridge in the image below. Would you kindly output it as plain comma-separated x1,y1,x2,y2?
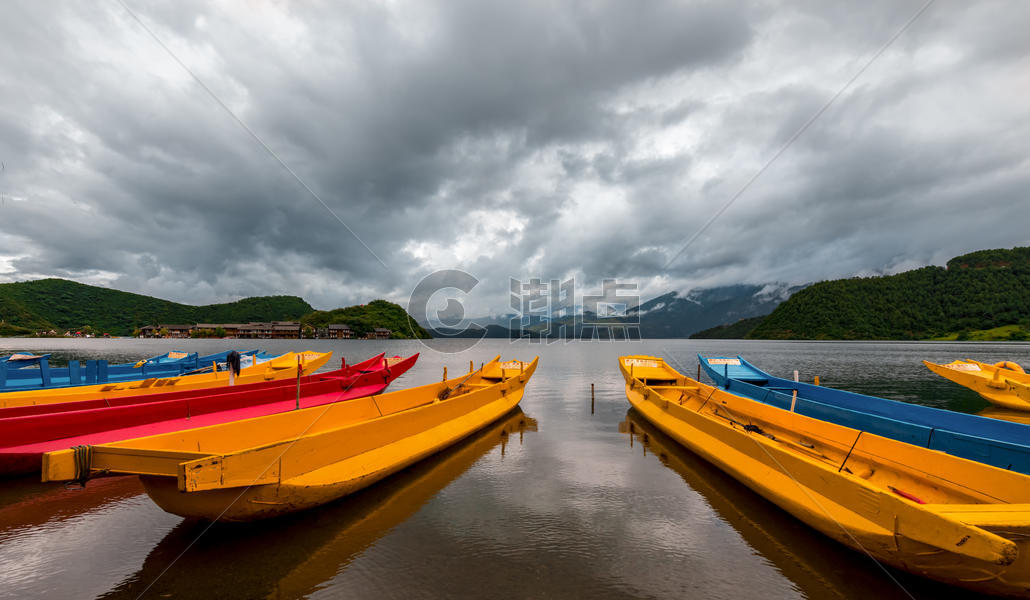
429,283,803,339
628,284,803,338
0,278,314,336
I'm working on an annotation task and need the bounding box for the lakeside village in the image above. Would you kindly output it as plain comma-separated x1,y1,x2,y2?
34,322,393,340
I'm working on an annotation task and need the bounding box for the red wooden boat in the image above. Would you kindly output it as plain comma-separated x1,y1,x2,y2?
0,353,392,419
0,353,418,476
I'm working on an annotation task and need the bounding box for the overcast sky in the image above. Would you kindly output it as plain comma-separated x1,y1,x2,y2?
0,1,1027,314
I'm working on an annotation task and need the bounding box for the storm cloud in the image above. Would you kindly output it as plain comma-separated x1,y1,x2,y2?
0,1,1027,314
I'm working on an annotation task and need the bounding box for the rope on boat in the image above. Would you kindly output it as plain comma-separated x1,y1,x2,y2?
837,431,864,473
71,444,92,488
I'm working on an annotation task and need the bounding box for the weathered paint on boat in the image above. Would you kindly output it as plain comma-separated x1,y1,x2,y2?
42,356,538,521
620,355,1030,597
700,355,1030,474
0,351,333,409
0,354,417,476
925,359,1030,411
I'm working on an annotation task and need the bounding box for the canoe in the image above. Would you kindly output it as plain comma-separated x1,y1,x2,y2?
42,356,539,521
925,359,1030,411
0,354,418,476
0,351,333,410
0,349,270,391
700,355,1030,475
620,355,1030,597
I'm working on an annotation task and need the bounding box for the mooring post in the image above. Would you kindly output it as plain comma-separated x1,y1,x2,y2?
296,356,302,410
591,383,595,414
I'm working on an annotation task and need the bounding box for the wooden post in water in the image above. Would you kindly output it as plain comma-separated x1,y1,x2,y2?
296,356,302,410
697,363,701,381
469,360,473,373
814,375,820,386
443,366,448,381
591,383,595,414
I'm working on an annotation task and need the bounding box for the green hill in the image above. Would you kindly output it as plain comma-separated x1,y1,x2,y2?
301,299,430,339
0,278,313,336
749,247,1030,340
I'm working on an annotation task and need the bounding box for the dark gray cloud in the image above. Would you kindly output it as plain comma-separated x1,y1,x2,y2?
0,1,1027,313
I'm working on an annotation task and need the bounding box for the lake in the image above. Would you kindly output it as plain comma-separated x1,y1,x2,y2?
1,337,1028,599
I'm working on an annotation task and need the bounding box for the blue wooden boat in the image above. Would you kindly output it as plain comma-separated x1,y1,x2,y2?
0,349,272,392
699,355,1030,475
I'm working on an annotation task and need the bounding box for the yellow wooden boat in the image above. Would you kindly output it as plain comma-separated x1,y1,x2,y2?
925,359,1030,411
43,356,538,521
619,355,1030,597
0,351,332,409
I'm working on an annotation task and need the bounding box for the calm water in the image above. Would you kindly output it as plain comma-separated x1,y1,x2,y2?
1,337,1029,600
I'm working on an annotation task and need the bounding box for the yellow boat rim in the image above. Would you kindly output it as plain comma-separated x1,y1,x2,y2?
42,355,539,521
620,354,1030,597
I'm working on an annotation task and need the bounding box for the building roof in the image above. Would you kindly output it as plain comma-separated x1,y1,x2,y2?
328,324,351,330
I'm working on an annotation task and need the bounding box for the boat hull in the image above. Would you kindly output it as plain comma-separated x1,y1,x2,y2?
0,354,417,477
622,356,1030,597
42,357,538,522
139,390,524,521
701,355,1030,474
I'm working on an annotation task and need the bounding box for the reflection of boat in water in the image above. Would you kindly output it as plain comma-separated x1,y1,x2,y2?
978,407,1030,426
0,476,143,536
96,408,536,600
619,410,963,600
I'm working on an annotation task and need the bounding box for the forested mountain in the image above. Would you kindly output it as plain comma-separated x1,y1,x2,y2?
301,299,430,339
749,247,1030,340
0,278,313,336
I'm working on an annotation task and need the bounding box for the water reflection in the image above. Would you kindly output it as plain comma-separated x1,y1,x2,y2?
618,409,971,600
98,408,536,600
977,406,1030,425
0,476,144,537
